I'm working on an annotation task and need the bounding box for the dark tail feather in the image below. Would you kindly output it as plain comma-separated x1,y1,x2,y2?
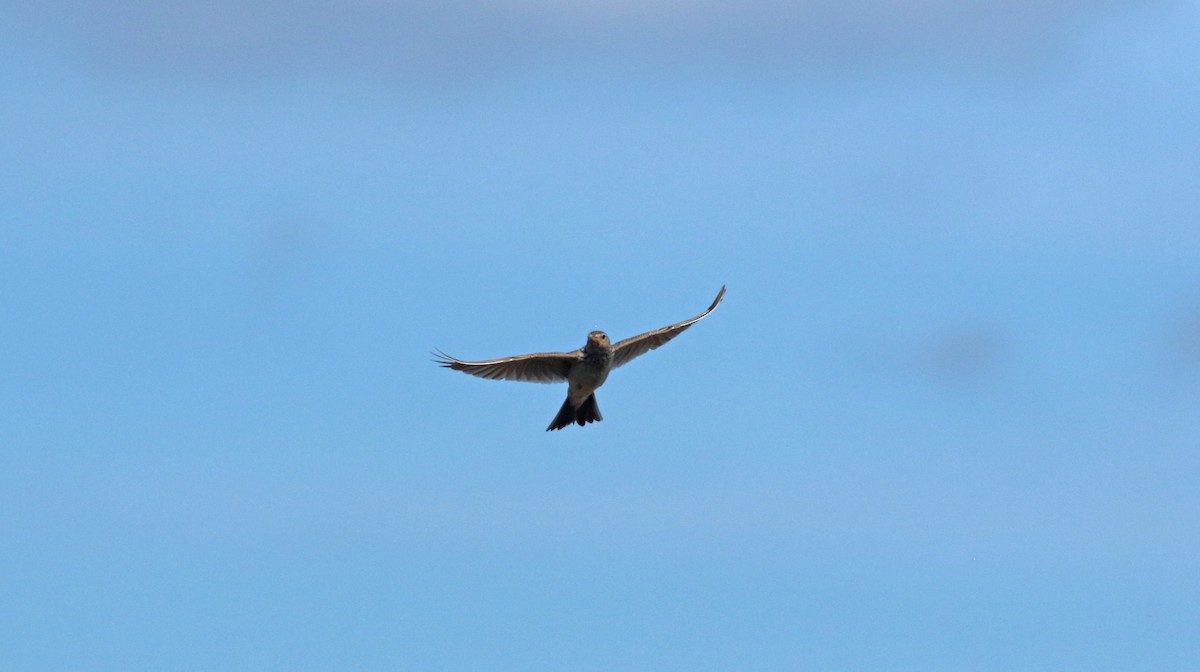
547,398,577,431
546,394,603,431
575,394,602,427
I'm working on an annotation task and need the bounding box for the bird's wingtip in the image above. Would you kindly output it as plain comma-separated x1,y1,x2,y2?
709,285,727,311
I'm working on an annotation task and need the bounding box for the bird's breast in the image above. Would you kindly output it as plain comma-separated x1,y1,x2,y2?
567,352,612,403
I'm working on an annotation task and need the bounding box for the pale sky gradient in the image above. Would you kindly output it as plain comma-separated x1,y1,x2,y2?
2,2,1199,670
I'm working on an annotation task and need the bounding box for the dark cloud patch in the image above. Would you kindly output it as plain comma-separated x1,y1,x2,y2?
243,216,321,310
1165,298,1200,373
922,324,1011,383
8,0,1144,86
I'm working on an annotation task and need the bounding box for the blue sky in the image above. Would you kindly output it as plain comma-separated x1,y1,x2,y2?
2,1,1199,670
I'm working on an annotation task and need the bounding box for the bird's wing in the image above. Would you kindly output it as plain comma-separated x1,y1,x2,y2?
610,285,725,369
432,348,579,383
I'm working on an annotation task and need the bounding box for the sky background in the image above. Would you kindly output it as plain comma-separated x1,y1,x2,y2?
3,1,1199,670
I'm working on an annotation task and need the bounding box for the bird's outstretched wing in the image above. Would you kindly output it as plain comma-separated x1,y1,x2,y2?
432,349,579,383
610,285,725,369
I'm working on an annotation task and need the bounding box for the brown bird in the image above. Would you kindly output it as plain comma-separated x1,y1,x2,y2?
434,285,725,430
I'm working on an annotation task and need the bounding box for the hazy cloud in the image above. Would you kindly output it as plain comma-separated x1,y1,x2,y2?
921,324,1011,383
1165,298,1200,372
9,0,1143,84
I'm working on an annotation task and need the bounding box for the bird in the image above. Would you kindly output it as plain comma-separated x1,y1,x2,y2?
433,285,726,431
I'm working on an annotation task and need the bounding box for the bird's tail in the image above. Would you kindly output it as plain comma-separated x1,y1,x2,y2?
546,394,603,431
577,394,602,426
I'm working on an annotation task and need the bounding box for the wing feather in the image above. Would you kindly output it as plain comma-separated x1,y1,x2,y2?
432,348,577,383
610,285,725,369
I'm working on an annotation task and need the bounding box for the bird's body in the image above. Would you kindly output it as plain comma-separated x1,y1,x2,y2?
546,331,613,430
569,332,613,403
434,286,724,431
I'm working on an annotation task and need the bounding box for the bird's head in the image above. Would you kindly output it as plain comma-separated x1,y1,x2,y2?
586,331,610,349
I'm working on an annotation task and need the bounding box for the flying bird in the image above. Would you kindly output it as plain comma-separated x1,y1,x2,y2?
434,285,726,431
